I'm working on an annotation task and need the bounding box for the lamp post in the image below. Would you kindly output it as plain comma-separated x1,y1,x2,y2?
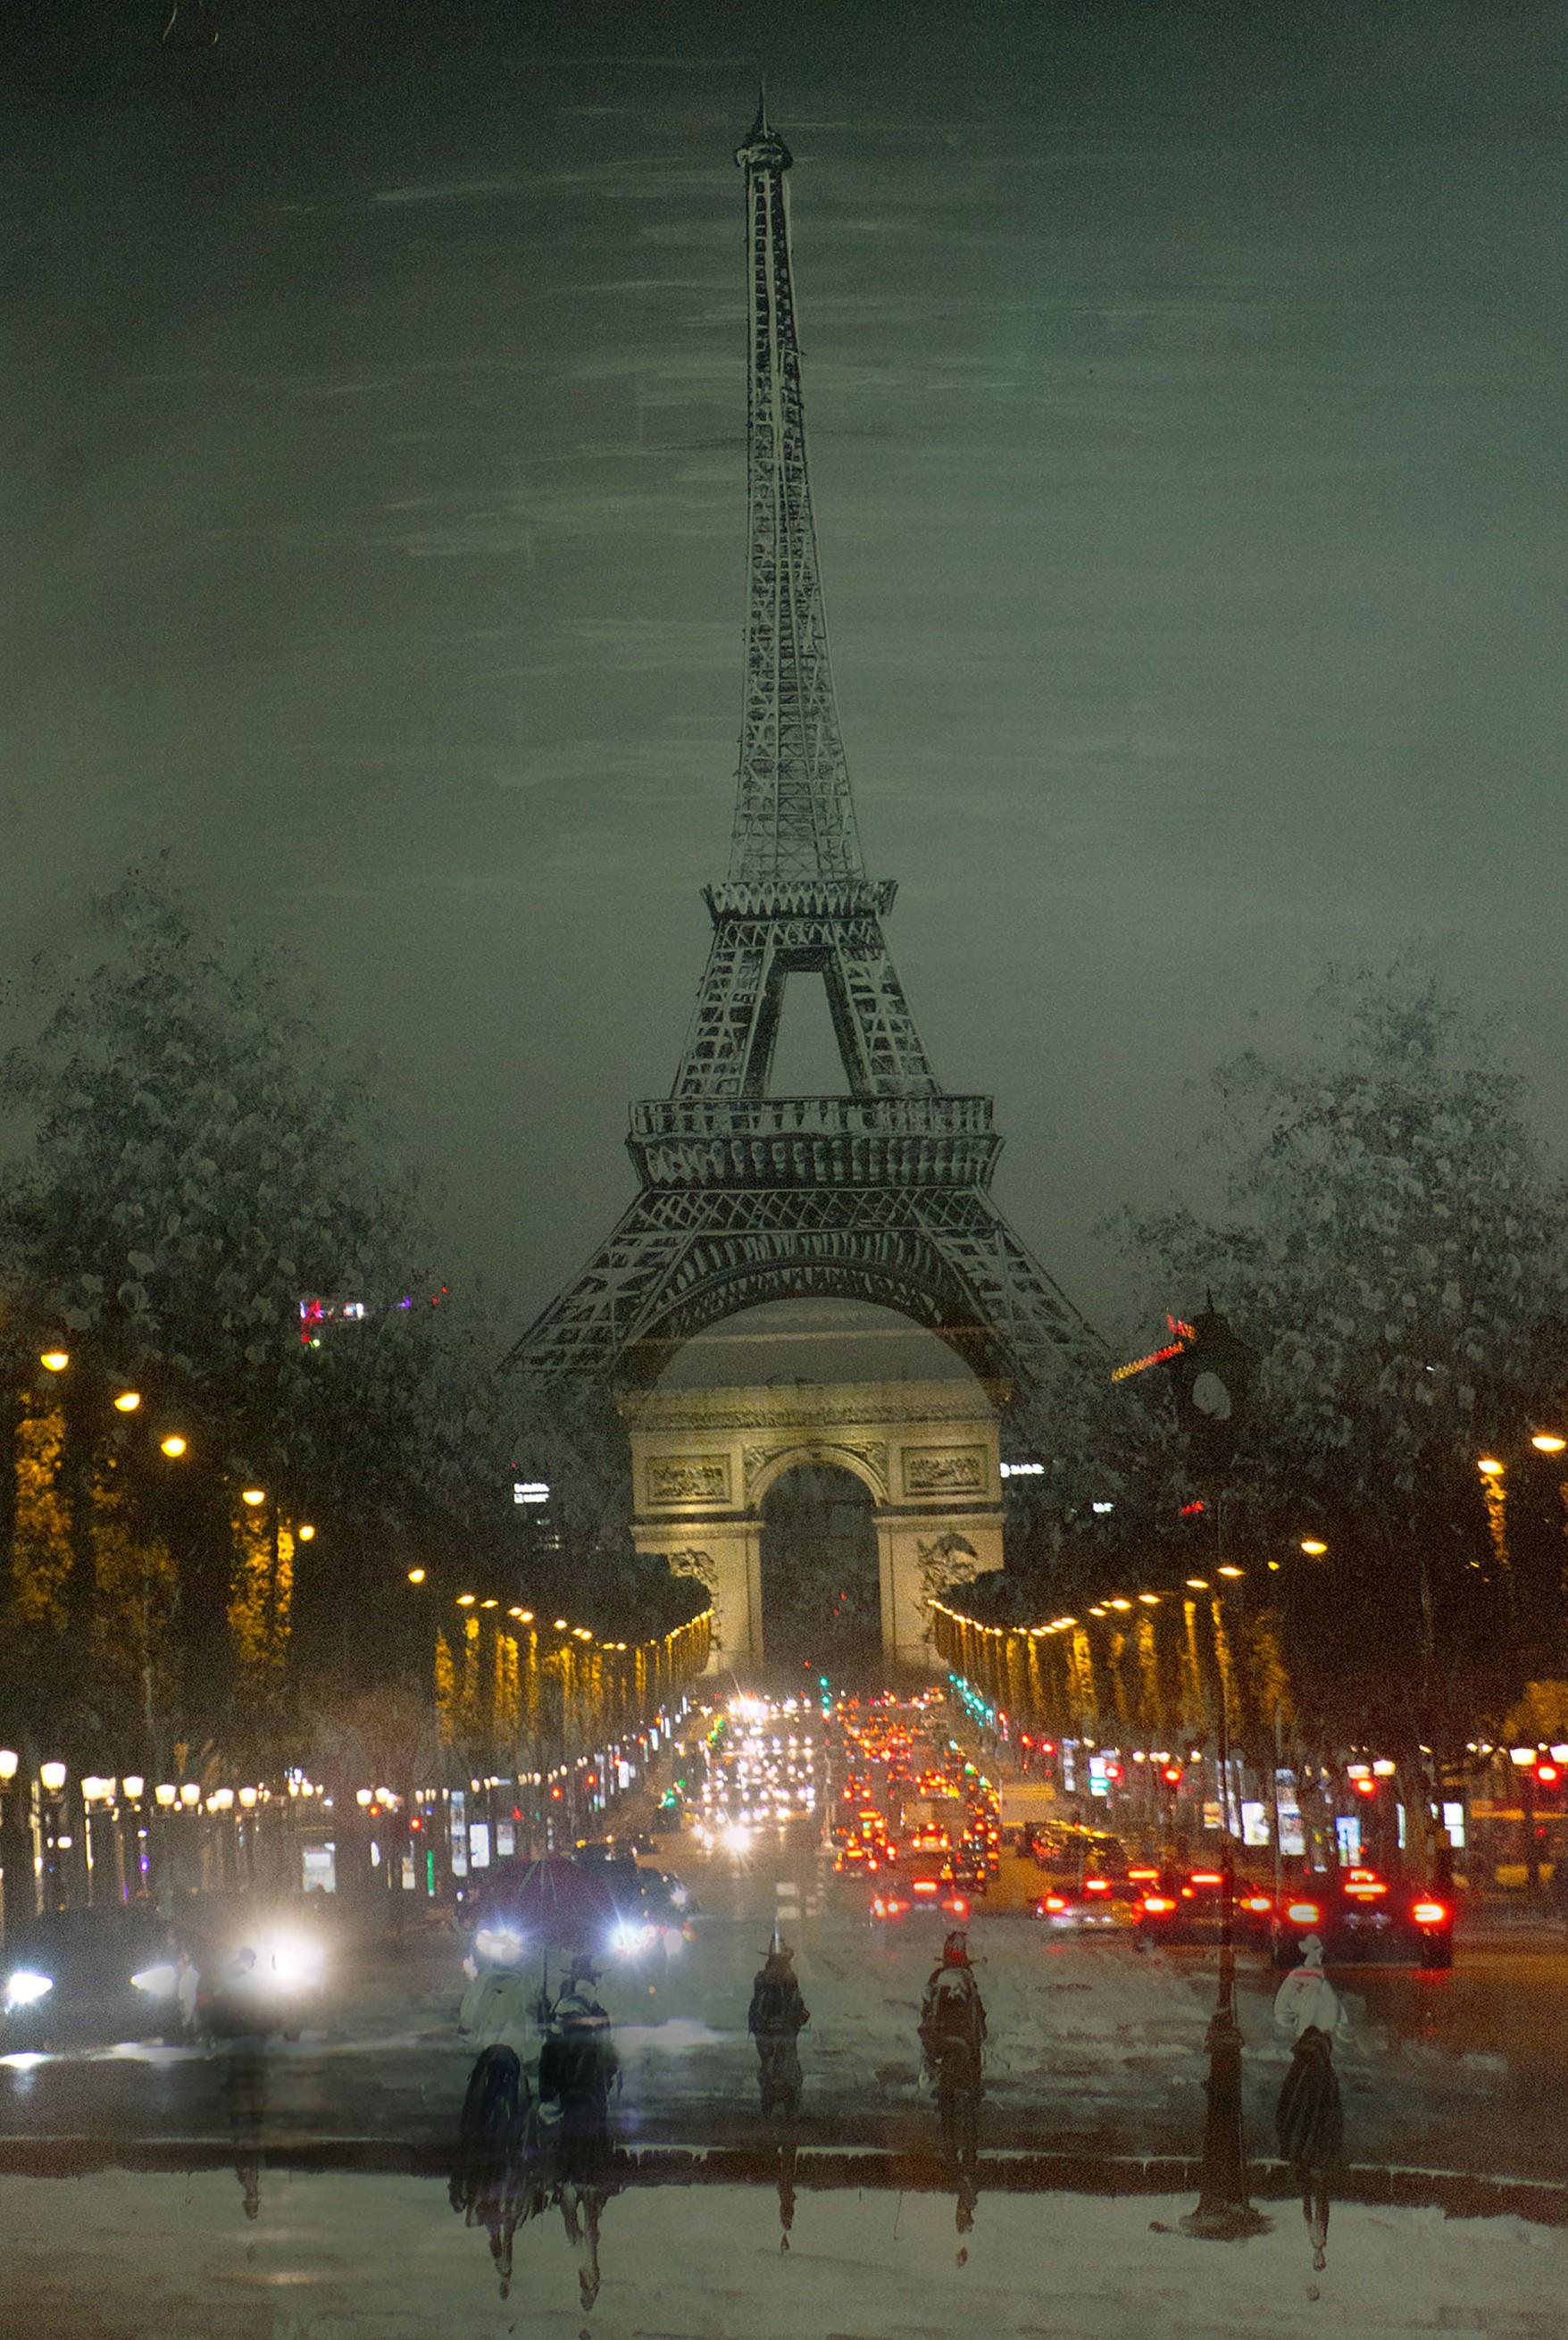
38,1760,68,1912
0,1748,34,1940
1180,1561,1267,2243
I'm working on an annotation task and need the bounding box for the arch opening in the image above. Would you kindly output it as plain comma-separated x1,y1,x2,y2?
758,1459,881,1678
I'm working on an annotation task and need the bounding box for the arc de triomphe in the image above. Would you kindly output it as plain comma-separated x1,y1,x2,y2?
620,1381,1004,1675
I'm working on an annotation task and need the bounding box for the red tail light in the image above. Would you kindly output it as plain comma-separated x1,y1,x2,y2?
1142,1895,1176,1914
1242,1895,1273,1913
1189,1871,1222,1886
949,1896,968,1916
1085,1876,1111,1893
1345,1880,1387,1898
913,1879,938,1894
1412,1900,1448,1926
1129,1867,1159,1883
1286,1901,1320,1925
1043,1894,1066,1911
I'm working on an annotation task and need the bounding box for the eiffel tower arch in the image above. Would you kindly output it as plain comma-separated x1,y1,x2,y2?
510,106,1105,1664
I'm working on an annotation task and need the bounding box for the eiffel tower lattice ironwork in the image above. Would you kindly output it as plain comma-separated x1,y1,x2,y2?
510,105,1097,1399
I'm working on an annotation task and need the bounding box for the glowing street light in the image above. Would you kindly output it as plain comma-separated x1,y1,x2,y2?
1478,1457,1505,1478
179,1783,201,1807
297,1524,316,1542
1217,1565,1245,1580
455,1592,475,1607
240,1488,266,1508
1531,1433,1566,1455
407,1567,427,1584
160,1433,188,1458
1186,1577,1210,1591
39,1762,67,1793
39,1350,70,1374
113,1390,141,1412
1299,1538,1329,1558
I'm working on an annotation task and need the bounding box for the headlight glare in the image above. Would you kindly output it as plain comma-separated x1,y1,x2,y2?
4,1969,54,2010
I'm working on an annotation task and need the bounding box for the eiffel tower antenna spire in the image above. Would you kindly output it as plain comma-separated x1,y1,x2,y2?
510,112,1101,1400
730,90,860,885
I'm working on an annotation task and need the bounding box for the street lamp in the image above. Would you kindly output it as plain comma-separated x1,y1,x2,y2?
39,1351,70,1374
298,1524,316,1542
407,1567,427,1584
1531,1433,1566,1455
0,1750,29,1929
160,1433,188,1458
113,1390,141,1412
1299,1539,1329,1558
38,1763,67,1911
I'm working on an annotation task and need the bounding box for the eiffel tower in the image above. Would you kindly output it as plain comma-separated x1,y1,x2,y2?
510,105,1097,1402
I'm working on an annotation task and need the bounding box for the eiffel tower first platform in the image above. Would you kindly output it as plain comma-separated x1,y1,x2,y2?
509,106,1098,1407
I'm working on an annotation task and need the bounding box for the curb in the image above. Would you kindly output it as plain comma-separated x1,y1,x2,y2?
2,2136,1564,2223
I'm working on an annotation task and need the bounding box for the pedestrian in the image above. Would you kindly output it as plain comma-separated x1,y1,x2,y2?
747,1932,810,2119
1272,1932,1346,2046
538,1992,621,2311
458,1958,538,2059
1273,1936,1344,2271
449,2043,542,2299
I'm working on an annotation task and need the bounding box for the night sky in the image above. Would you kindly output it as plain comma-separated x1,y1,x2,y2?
6,1,1566,1362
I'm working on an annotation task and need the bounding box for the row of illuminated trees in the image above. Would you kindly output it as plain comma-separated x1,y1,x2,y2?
432,1598,712,1775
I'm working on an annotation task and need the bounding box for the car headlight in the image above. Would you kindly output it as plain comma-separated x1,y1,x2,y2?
610,1920,655,1955
130,1962,179,1997
263,1935,325,1988
474,1926,524,1966
4,1969,54,2010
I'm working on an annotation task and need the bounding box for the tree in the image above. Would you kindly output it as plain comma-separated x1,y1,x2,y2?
1103,960,1568,1755
0,868,497,1762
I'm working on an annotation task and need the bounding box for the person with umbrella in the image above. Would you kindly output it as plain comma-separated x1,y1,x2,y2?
1273,1935,1346,2272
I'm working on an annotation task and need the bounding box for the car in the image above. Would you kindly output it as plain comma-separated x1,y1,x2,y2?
1270,1868,1455,1969
2,1897,329,2046
1029,1874,1139,1932
1027,1820,1129,1879
1134,1866,1277,1949
0,1905,191,2047
871,1874,972,1926
833,1841,884,1877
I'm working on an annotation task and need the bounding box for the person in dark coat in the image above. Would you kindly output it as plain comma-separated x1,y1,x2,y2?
538,1994,620,2310
448,2043,543,2298
746,1934,810,2119
1275,2023,1343,2269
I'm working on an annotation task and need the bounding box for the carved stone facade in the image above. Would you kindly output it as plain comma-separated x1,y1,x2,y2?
620,1379,1003,1673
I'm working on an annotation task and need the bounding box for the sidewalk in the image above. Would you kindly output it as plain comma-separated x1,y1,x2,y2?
5,2166,1566,2337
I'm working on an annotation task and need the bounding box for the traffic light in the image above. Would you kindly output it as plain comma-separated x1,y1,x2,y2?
1165,1303,1257,1481
1161,1763,1183,1789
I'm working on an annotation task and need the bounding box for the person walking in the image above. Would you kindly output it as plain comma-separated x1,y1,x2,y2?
449,2044,542,2298
1273,1935,1345,2272
919,1930,987,2245
747,1933,810,2119
538,1990,621,2311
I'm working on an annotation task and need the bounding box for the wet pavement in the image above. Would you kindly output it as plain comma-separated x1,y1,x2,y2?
2,1824,1565,2191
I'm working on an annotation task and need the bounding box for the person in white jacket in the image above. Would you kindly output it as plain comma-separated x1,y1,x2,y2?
1272,1933,1347,2044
